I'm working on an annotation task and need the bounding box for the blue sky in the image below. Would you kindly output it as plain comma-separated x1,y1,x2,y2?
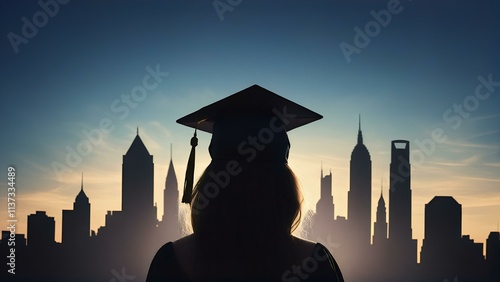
1,0,499,255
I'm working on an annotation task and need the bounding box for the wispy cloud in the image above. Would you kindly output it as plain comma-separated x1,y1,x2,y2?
469,113,500,122
442,138,498,150
148,120,172,139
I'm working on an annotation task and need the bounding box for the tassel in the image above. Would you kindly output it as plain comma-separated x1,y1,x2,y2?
182,129,198,203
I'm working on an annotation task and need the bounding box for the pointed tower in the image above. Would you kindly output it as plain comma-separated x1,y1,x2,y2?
75,173,90,209
162,144,179,229
373,180,387,246
62,173,90,245
347,115,372,245
122,130,156,226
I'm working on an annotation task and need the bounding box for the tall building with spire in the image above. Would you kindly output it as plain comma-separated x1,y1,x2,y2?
62,173,90,245
94,129,159,278
347,116,372,245
373,181,387,246
122,129,157,227
161,145,180,239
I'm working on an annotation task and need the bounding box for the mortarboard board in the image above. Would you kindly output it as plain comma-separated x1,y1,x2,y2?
176,84,322,203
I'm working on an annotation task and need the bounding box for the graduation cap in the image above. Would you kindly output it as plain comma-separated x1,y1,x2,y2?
177,84,322,203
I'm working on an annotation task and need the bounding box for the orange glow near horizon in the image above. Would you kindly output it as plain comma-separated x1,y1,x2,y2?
3,130,499,265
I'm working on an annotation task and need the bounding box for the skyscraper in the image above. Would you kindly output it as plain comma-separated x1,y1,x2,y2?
94,129,159,279
388,140,417,266
420,196,462,275
311,167,335,243
161,145,180,239
486,231,500,280
420,196,486,279
486,231,500,265
389,140,412,241
27,211,55,249
373,183,387,246
316,167,335,221
122,129,157,226
62,173,91,245
347,117,372,245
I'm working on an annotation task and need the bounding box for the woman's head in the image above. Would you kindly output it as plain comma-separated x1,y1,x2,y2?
174,86,323,278
175,85,321,258
190,160,302,242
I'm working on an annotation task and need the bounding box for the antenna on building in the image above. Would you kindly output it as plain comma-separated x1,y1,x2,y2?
359,114,361,131
381,178,384,195
357,114,363,144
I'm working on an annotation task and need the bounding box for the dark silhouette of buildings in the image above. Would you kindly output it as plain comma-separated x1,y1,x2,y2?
459,235,485,280
388,140,417,269
1,231,27,276
310,120,374,281
313,167,335,239
347,116,372,246
308,131,495,281
92,130,162,280
486,231,500,280
319,167,335,219
160,145,181,239
418,196,486,280
62,173,90,246
27,211,55,249
373,182,387,246
1,125,497,281
122,128,157,228
421,196,462,278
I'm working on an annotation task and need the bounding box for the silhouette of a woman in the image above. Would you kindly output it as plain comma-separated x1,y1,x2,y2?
147,85,344,282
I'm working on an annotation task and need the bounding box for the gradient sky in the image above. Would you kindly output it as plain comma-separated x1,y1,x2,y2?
1,0,499,259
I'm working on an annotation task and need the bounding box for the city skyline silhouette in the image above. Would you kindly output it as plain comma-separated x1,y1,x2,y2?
1,121,499,281
1,1,498,281
2,0,498,257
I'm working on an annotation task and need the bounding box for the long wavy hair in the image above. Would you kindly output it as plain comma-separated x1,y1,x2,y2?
189,160,303,278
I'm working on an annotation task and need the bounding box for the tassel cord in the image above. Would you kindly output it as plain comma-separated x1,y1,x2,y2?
182,129,198,203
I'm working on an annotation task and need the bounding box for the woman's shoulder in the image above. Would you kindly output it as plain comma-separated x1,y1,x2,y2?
146,237,193,282
172,235,196,273
172,234,195,250
291,236,317,257
288,236,344,282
